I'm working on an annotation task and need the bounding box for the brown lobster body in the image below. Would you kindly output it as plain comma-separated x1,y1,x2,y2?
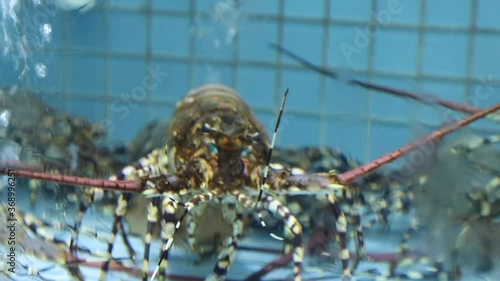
123,85,275,261
167,84,270,193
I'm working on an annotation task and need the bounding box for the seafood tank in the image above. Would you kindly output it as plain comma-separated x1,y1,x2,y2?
0,0,499,280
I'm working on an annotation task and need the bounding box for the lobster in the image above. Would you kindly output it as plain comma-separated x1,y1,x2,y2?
0,87,125,255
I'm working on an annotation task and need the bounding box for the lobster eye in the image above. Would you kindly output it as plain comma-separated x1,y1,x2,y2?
201,123,211,133
250,132,261,143
13,136,23,144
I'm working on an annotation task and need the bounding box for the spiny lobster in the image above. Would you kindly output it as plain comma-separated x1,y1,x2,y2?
0,87,125,262
1,84,499,281
0,87,116,179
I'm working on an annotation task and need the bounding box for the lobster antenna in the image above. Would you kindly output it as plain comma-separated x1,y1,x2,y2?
338,103,500,184
269,43,483,115
0,167,143,192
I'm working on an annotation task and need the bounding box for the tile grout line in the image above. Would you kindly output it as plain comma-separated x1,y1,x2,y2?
364,0,377,163
464,0,478,103
319,0,331,147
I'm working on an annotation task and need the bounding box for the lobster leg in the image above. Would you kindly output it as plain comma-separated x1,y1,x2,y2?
186,211,198,253
19,211,70,250
0,204,87,280
326,193,351,277
72,186,103,254
206,204,244,281
119,219,137,262
141,197,161,281
99,192,133,280
100,146,171,280
233,190,304,281
155,194,181,280
151,191,219,280
262,195,303,281
185,203,223,259
349,199,366,270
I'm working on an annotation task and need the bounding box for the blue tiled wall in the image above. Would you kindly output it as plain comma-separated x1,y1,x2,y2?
1,0,499,164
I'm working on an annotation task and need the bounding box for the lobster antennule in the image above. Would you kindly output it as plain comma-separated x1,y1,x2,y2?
0,167,143,192
339,103,500,184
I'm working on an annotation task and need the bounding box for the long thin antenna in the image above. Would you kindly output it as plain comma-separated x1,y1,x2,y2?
269,43,484,115
339,103,500,184
279,103,500,192
256,88,289,205
0,167,143,192
252,88,289,241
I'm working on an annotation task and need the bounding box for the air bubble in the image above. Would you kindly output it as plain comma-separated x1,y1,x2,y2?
35,62,47,78
0,110,11,129
40,23,52,42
